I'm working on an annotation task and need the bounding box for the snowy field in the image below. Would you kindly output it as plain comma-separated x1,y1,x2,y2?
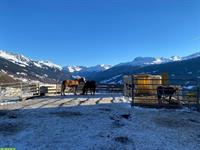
0,93,200,150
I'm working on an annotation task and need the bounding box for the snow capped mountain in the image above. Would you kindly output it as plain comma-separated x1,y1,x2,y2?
63,64,112,73
0,50,31,67
116,54,189,67
116,57,170,67
63,66,86,73
84,64,112,72
1,49,200,84
0,50,70,83
183,52,200,60
38,61,62,70
169,56,182,61
0,50,62,70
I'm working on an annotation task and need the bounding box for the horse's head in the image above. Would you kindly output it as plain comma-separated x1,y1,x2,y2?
174,87,179,92
77,77,86,83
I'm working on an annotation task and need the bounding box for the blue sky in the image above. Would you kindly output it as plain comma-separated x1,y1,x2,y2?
0,0,200,66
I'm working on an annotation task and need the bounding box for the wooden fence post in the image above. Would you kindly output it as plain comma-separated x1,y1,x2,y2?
197,79,200,112
56,84,58,95
0,86,2,102
20,82,23,101
131,75,135,107
37,83,40,95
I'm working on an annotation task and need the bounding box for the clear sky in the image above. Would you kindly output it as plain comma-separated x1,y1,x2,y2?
0,0,200,66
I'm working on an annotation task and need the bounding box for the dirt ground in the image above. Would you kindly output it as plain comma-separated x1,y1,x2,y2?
0,93,200,150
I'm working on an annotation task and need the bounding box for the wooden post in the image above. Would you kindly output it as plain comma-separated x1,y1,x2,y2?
20,82,23,101
0,86,2,102
197,79,200,111
131,75,135,107
56,84,58,95
161,73,169,86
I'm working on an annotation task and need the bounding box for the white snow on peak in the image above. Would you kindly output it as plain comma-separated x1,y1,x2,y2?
67,66,83,73
38,61,62,70
152,58,164,64
0,50,62,70
64,64,112,73
183,52,200,60
100,64,112,70
86,64,112,72
0,50,30,67
116,52,197,67
170,56,182,61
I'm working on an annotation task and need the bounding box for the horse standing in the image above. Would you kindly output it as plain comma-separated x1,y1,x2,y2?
82,80,96,95
61,78,85,96
157,86,179,104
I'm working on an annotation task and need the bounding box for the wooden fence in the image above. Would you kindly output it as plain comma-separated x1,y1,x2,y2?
0,82,123,102
40,83,123,95
123,75,200,110
0,82,39,102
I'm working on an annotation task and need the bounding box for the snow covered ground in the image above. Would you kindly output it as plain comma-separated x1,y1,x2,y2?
0,93,200,150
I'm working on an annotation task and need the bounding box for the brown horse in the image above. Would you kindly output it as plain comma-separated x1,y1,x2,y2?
61,77,85,96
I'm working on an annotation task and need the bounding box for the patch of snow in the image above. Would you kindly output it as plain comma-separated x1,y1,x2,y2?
64,64,112,73
39,61,62,70
16,72,27,76
0,50,30,67
183,85,195,90
183,51,200,60
13,77,28,82
170,56,182,61
33,62,42,68
100,74,122,84
67,66,83,73
151,58,164,64
0,69,7,74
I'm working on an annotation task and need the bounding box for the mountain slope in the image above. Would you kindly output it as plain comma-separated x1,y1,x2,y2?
0,50,71,83
89,56,200,84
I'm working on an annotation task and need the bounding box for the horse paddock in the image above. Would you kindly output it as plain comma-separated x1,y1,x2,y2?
0,93,200,150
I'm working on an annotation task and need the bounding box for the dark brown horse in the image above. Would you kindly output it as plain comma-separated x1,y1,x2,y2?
82,80,96,95
157,86,179,104
61,77,85,96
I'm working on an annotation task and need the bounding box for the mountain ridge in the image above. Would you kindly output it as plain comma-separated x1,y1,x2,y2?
1,49,200,84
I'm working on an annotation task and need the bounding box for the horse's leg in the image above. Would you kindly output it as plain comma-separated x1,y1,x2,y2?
90,88,92,95
74,86,77,95
62,86,66,96
94,87,96,95
61,84,65,96
157,89,162,105
82,86,85,95
85,88,87,95
61,84,63,96
169,95,172,103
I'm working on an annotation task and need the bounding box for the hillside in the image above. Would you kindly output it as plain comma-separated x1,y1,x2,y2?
89,57,200,84
0,50,71,83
